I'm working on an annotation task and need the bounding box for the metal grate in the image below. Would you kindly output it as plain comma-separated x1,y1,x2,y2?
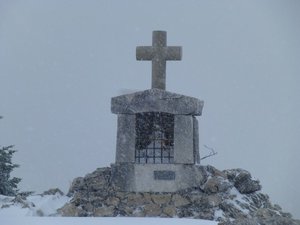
135,112,174,164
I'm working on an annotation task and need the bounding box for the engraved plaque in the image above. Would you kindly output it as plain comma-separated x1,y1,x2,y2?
154,170,175,180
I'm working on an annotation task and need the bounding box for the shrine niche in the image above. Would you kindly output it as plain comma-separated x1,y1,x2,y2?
135,112,174,164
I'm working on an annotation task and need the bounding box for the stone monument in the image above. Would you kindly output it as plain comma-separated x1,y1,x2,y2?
111,31,204,192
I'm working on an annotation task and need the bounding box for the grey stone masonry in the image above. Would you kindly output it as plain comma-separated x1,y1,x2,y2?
111,88,203,116
110,31,205,193
136,31,182,90
193,117,200,164
174,115,194,164
115,114,135,163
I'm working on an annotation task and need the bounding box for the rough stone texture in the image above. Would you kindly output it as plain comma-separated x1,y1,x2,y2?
174,115,194,164
225,169,261,194
204,177,232,194
193,116,200,164
59,165,299,225
111,163,206,192
111,89,204,116
42,188,64,196
115,114,136,163
136,31,182,90
171,194,190,207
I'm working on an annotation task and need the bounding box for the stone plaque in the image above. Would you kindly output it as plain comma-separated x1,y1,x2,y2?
154,171,175,180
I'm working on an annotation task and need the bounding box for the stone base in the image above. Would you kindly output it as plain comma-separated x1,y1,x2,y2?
111,163,206,192
60,165,299,225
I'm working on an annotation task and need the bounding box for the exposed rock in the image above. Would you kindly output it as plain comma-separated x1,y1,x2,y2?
143,204,162,217
171,194,190,207
94,206,115,217
42,188,64,196
206,165,227,179
151,194,171,205
234,172,261,194
68,177,85,196
163,205,177,217
224,169,261,194
204,177,232,194
59,164,299,225
59,203,85,217
127,193,147,206
219,217,300,225
201,194,222,208
218,218,260,225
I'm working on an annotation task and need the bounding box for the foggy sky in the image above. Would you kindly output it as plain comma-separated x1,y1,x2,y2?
0,0,299,218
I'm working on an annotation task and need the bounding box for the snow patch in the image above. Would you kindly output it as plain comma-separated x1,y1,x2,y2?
0,217,218,225
0,194,70,217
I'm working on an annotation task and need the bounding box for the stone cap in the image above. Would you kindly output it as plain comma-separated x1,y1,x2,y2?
111,89,204,116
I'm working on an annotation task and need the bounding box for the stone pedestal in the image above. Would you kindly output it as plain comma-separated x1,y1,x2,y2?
111,88,204,192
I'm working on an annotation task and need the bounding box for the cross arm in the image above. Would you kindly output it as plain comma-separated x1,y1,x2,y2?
136,47,154,60
165,46,182,60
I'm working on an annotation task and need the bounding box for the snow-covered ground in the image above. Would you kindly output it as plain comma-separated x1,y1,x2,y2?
1,217,218,225
0,194,218,225
0,194,70,217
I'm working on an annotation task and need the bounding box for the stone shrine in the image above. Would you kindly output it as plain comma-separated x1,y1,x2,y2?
111,31,204,192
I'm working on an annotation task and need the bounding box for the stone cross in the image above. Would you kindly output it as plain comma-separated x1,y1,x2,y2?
136,31,182,90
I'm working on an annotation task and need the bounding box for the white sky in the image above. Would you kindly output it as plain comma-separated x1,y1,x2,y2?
0,0,299,219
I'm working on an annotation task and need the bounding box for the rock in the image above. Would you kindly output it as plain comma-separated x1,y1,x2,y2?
105,197,120,207
42,188,64,196
172,194,190,207
234,172,261,194
224,169,261,194
190,194,203,203
195,210,215,220
220,202,248,220
218,218,260,225
131,207,145,217
255,208,278,219
117,205,134,216
126,193,147,206
60,165,298,223
201,195,222,208
204,177,232,194
219,217,300,225
206,165,227,179
204,178,219,193
94,206,115,217
68,177,85,196
258,217,300,225
151,194,171,205
59,203,85,217
163,205,177,217
141,193,153,204
143,204,162,217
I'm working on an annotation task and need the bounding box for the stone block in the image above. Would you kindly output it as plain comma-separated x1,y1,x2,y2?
143,204,162,217
126,193,146,206
204,177,232,194
93,206,115,217
234,171,261,194
172,194,190,207
115,114,135,163
174,115,194,164
163,205,177,217
193,116,200,164
151,194,171,205
111,163,135,192
111,89,203,116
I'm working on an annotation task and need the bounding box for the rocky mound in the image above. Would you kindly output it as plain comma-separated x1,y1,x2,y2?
59,165,299,225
